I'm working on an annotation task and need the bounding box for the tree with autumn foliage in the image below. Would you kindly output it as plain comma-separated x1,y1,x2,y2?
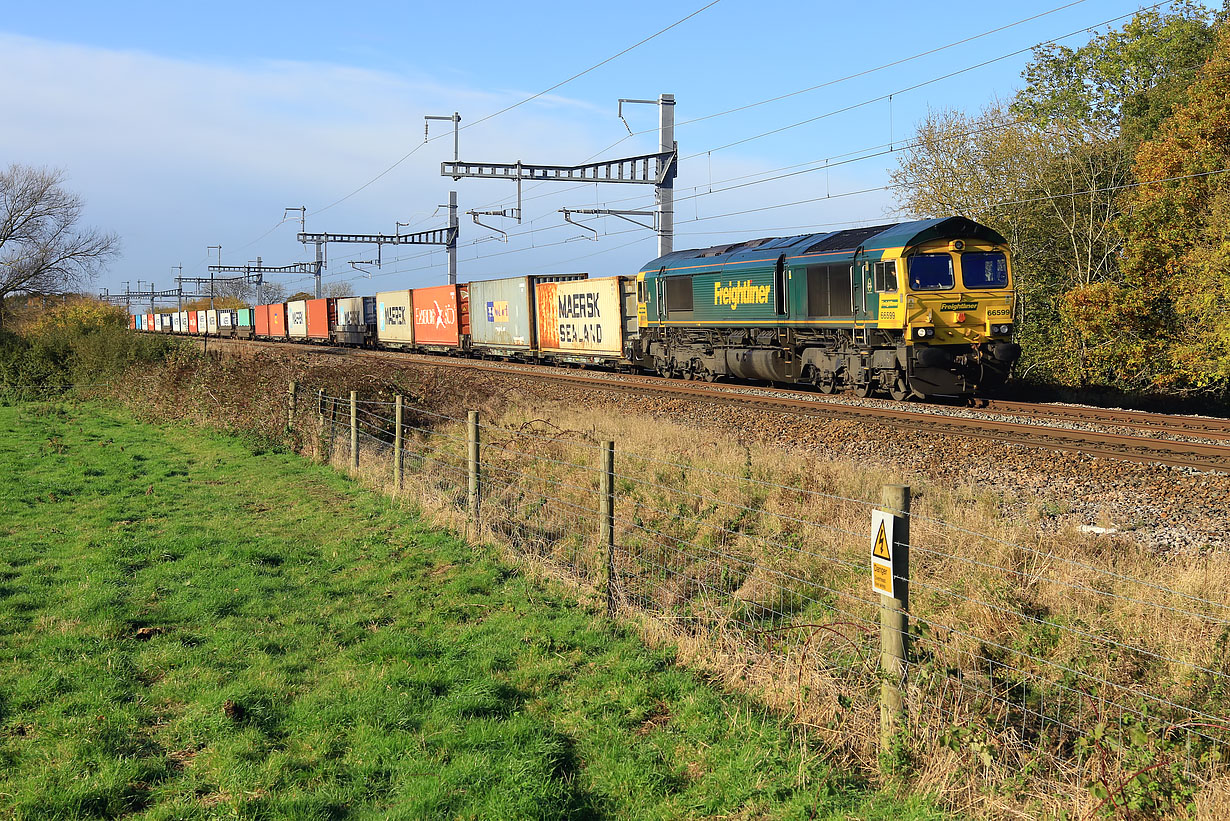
1111,24,1230,394
890,2,1226,393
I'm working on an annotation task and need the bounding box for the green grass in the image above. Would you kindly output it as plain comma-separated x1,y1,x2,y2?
0,401,946,820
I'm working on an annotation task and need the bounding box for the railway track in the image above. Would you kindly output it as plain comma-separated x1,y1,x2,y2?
203,336,1230,473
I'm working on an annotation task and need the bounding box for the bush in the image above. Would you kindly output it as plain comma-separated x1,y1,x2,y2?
0,299,181,396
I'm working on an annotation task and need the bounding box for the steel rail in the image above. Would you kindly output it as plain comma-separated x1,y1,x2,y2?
199,337,1230,472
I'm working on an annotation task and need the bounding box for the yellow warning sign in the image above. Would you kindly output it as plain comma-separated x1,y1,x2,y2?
873,562,892,594
873,521,891,560
870,509,896,597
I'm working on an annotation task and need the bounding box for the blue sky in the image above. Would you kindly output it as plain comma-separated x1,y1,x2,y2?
0,0,1174,301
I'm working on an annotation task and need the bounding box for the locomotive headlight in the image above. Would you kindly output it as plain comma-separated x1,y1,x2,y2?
914,327,934,339
991,323,1012,335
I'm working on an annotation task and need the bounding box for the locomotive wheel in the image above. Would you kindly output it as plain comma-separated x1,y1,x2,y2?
853,381,873,398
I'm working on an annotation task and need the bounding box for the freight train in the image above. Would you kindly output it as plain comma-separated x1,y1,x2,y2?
131,216,1020,400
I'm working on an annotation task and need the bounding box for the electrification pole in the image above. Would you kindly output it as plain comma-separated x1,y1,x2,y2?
657,93,675,257
447,191,458,285
206,245,221,309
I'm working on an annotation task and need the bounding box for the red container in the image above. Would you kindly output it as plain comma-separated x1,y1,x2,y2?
128,315,136,330
306,298,335,340
412,284,465,346
146,313,155,331
269,303,287,337
188,312,199,333
254,304,270,337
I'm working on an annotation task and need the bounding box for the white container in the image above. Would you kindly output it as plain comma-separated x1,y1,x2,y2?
375,290,414,345
287,299,308,338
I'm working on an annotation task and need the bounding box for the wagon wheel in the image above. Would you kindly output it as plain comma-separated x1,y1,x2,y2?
888,377,909,402
852,381,873,398
816,373,837,394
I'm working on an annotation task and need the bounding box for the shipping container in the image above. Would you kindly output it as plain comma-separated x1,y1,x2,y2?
411,284,466,347
219,309,233,330
305,298,334,340
333,296,374,345
535,276,632,358
468,274,587,353
161,314,173,332
236,308,254,338
177,311,186,333
188,312,198,333
206,310,218,335
196,310,207,334
135,315,143,331
254,304,270,337
375,290,414,347
269,303,287,338
287,299,308,339
172,313,181,333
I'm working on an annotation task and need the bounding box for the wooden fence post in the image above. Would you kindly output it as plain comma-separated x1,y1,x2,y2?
327,397,337,462
467,410,480,524
878,484,911,759
350,391,359,469
600,440,616,618
287,381,297,431
316,389,325,460
394,394,404,491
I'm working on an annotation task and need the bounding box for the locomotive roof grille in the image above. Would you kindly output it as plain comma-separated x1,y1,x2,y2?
640,217,1008,272
802,223,898,254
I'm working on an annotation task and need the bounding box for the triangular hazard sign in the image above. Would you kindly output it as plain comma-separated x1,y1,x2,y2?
872,521,891,560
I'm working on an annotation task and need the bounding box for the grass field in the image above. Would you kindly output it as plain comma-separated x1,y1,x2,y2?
0,401,946,820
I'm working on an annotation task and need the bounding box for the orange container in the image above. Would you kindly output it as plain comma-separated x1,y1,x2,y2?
254,304,270,336
412,284,463,346
188,312,199,333
269,303,287,337
306,298,334,340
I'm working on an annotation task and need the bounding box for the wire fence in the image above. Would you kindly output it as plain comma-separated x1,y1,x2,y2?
15,377,1220,816
296,388,1230,811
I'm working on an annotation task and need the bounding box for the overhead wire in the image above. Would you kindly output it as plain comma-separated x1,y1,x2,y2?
306,0,725,220
246,0,1194,289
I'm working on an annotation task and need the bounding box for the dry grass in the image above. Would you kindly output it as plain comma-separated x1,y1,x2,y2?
104,348,1230,819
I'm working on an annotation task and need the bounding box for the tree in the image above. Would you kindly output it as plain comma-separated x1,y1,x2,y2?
1114,23,1230,393
323,281,355,298
888,104,1130,382
1013,1,1222,146
0,165,119,329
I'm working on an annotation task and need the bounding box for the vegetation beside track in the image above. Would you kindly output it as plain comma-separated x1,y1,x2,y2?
0,400,944,820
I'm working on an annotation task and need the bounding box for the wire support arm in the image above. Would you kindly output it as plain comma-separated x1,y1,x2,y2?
442,150,677,186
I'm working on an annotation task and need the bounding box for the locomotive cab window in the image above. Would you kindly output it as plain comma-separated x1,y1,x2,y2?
961,252,1008,289
874,260,898,292
665,275,693,312
906,253,954,291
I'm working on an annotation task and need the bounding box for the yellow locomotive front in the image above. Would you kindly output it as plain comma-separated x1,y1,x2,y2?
875,232,1021,397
